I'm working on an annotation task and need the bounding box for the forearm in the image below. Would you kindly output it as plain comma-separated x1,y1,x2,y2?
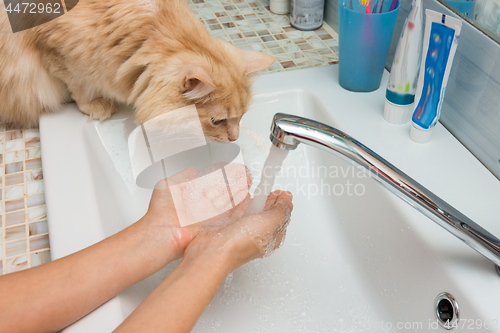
115,253,230,333
0,215,180,333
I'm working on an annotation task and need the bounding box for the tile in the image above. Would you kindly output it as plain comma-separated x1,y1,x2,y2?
5,161,23,174
5,255,28,273
322,54,339,63
294,58,312,67
281,60,297,69
26,158,42,170
5,185,24,199
27,193,45,208
6,225,27,241
26,147,41,159
233,39,248,46
5,172,24,186
312,41,328,49
25,169,43,182
228,33,244,39
6,210,26,227
264,41,278,48
29,220,49,237
242,31,256,38
270,47,285,55
5,151,24,164
5,130,22,141
30,234,50,252
309,56,327,65
268,62,283,71
298,43,313,51
324,39,338,47
251,43,265,50
275,53,291,62
5,140,23,152
260,35,274,43
317,47,333,55
289,51,305,59
247,37,261,44
24,138,40,148
268,27,283,34
283,45,299,53
5,198,25,213
6,239,27,257
31,250,51,267
28,206,47,223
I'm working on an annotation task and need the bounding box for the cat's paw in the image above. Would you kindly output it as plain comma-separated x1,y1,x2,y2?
78,98,116,121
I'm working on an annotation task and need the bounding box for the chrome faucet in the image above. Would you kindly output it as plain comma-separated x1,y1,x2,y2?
270,113,500,269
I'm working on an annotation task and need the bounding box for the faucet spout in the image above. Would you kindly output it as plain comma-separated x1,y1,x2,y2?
270,113,500,268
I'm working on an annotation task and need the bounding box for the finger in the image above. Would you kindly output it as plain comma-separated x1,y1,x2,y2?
230,195,252,220
274,228,287,250
264,191,293,227
263,190,281,211
278,191,293,212
232,188,250,207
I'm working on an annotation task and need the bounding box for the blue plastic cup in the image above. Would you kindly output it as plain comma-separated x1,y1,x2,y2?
338,0,400,92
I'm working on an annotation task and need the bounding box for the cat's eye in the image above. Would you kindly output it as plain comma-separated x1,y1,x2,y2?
211,118,226,125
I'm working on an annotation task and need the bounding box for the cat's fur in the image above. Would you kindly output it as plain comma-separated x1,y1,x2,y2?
0,0,274,141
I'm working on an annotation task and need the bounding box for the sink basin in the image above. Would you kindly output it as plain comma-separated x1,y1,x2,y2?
40,65,500,332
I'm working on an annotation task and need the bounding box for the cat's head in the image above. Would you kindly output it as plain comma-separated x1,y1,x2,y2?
129,40,274,142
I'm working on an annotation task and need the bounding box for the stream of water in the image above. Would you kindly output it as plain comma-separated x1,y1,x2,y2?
247,145,289,214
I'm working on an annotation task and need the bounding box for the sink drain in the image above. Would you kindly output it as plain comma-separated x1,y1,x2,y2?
435,292,459,330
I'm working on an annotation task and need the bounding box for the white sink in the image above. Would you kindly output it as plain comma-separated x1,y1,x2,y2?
40,66,500,332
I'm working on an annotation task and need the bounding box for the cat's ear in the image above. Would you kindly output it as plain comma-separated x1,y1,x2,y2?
182,66,216,100
238,49,275,73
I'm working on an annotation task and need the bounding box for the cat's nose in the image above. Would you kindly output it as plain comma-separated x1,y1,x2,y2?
228,135,238,142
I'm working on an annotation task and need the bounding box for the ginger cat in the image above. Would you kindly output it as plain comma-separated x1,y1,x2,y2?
0,0,275,142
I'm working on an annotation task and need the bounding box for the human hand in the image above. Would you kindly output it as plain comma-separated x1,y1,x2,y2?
144,163,252,259
182,190,294,273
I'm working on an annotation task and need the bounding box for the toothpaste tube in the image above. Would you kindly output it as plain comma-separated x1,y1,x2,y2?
384,0,423,124
410,10,462,143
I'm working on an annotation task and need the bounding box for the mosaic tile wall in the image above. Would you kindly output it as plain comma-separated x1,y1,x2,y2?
0,0,339,276
188,0,339,72
0,124,50,275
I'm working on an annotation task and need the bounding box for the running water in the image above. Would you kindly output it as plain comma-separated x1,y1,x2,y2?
247,145,289,214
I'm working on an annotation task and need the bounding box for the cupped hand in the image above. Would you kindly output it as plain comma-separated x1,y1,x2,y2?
183,190,294,273
144,164,252,259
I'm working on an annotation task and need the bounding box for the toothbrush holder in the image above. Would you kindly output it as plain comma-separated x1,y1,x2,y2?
338,0,400,92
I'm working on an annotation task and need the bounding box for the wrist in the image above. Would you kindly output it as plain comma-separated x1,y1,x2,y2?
136,215,182,264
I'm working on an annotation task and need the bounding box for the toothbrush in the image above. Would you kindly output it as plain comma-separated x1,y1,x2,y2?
371,0,379,13
389,0,397,11
378,0,384,12
359,0,372,13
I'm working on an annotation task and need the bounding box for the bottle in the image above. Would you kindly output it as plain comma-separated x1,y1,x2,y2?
271,0,290,15
383,0,423,125
290,0,325,31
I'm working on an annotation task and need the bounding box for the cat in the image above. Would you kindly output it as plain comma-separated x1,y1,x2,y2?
0,0,275,142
